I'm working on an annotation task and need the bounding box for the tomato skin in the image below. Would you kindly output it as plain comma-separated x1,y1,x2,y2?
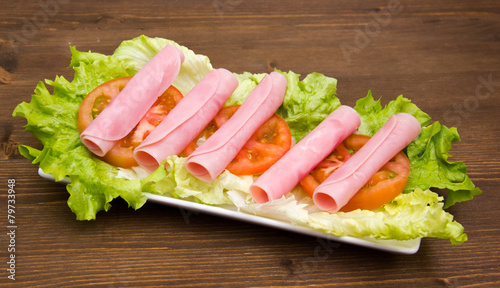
299,175,319,198
78,77,183,168
184,105,292,175
340,152,410,212
78,77,132,134
299,134,411,212
182,121,217,157
100,138,137,168
299,142,351,198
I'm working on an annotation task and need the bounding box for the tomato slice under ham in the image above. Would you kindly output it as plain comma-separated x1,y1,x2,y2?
183,105,292,175
78,76,183,168
300,134,411,212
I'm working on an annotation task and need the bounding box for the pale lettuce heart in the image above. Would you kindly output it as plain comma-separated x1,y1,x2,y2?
113,35,213,96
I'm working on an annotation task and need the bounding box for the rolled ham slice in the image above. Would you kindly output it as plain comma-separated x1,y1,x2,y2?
313,113,421,213
134,68,238,172
185,71,287,182
80,45,184,157
249,106,361,204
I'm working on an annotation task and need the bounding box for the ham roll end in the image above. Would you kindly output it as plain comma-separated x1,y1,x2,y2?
80,45,185,157
134,68,238,172
312,113,422,213
185,72,288,182
249,105,361,204
184,161,213,182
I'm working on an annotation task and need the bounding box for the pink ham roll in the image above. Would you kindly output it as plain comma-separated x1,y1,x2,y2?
185,71,287,182
134,68,238,172
250,106,361,204
313,113,421,213
80,45,184,157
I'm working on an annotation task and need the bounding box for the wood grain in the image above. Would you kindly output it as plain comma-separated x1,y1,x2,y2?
1,0,499,287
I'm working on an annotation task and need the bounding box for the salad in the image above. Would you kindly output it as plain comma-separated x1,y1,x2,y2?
13,35,481,245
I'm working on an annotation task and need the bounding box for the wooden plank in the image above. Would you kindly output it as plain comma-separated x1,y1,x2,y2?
1,0,499,286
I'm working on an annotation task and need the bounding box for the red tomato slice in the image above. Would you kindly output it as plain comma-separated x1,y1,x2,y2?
78,76,183,168
183,105,292,175
299,134,411,212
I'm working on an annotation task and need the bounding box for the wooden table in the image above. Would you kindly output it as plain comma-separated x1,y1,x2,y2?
1,0,499,287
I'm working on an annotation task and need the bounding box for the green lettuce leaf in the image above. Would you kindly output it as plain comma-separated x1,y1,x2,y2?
142,155,253,205
277,71,340,141
353,91,481,208
13,50,144,220
308,189,467,245
354,90,431,136
69,46,107,68
225,72,266,106
13,35,213,220
405,122,482,207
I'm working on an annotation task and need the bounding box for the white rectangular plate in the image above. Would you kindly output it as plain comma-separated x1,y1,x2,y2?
38,168,420,254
